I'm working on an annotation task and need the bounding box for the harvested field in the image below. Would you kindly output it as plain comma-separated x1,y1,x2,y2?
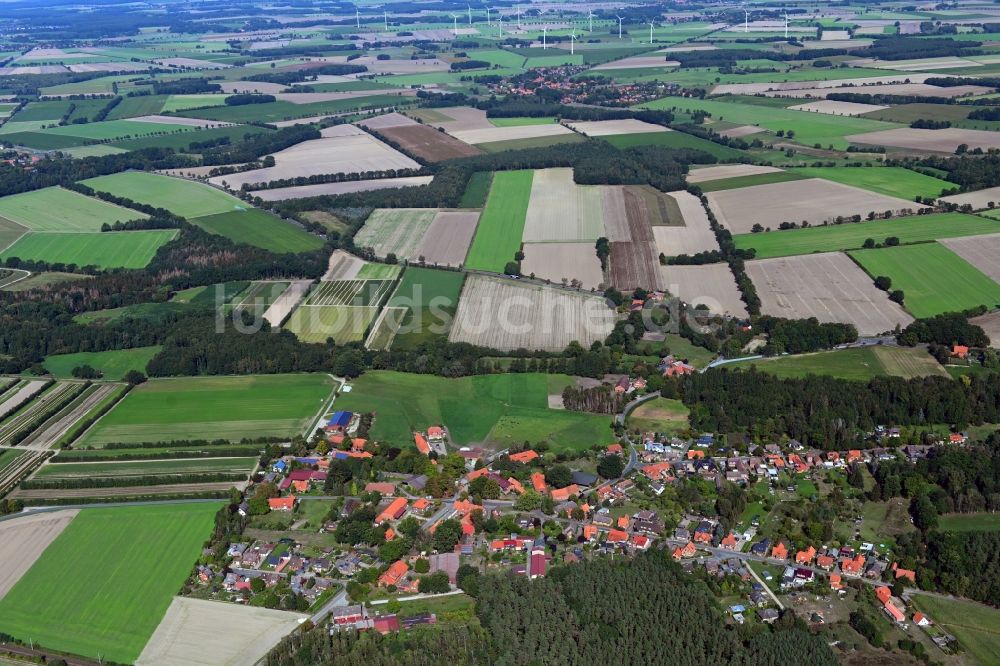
208,126,419,188
710,73,944,95
262,280,311,327
521,242,605,289
0,510,78,600
565,119,670,136
746,252,914,335
218,80,287,94
718,125,766,138
376,123,483,161
788,100,888,116
940,186,1000,210
609,185,674,290
706,179,926,233
408,106,492,132
686,164,784,184
20,383,122,450
939,233,1000,283
323,250,364,281
252,176,434,201
136,597,307,666
600,186,629,242
522,168,606,242
449,275,617,351
354,209,436,260
415,211,479,266
125,115,233,128
0,380,47,419
448,123,576,145
970,311,1000,348
274,90,411,104
847,127,1000,153
592,56,680,69
357,112,419,130
872,345,949,378
652,191,720,257
660,264,748,317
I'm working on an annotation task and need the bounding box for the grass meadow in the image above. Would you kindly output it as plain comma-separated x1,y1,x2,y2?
789,167,953,200
0,230,177,269
725,346,946,381
81,172,246,219
909,594,1000,666
464,169,533,272
190,209,324,253
0,187,145,231
43,346,162,380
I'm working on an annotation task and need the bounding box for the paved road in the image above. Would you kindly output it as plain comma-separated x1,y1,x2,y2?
311,587,349,624
746,560,784,610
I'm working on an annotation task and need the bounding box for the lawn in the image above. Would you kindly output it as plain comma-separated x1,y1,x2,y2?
189,209,323,253
637,333,717,368
0,503,220,664
602,130,746,160
626,397,690,434
81,171,247,219
0,187,145,232
641,96,903,149
789,167,954,200
733,213,1000,259
936,513,1000,532
849,242,1000,318
0,230,177,269
335,371,612,451
43,346,162,380
909,594,1000,666
76,374,334,447
725,346,945,381
796,477,819,499
464,170,533,272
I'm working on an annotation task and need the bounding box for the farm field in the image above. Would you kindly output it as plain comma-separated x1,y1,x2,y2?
687,164,784,184
651,190,720,257
376,123,483,161
846,127,1000,153
0,510,79,599
727,346,946,381
659,264,749,317
0,230,178,269
733,213,1000,259
76,374,333,447
189,209,323,253
940,186,1000,211
382,267,465,348
81,172,247,219
354,209,437,260
909,594,1000,666
448,275,617,352
746,252,914,335
416,211,480,266
940,232,1000,284
33,456,257,479
788,167,953,200
335,371,612,450
284,305,378,344
626,397,690,434
0,503,221,664
43,346,162,380
696,171,806,193
464,170,533,272
521,242,605,290
447,122,576,145
850,243,1000,318
0,186,145,231
252,176,434,201
601,129,745,159
522,168,605,242
304,279,392,307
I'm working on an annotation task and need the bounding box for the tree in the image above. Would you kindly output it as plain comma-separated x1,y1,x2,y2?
414,557,430,573
433,518,463,552
456,563,481,596
123,369,147,385
874,276,892,291
418,571,451,594
71,364,101,379
545,464,572,489
597,453,624,479
397,515,421,539
514,489,543,511
504,261,520,276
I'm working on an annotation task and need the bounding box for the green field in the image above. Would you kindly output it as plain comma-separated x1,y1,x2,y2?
464,170,532,272
383,267,465,349
850,243,1000,318
76,374,333,446
626,397,690,434
733,213,1000,259
696,171,806,192
335,371,612,450
459,171,493,208
0,187,145,232
0,503,220,663
190,209,323,253
909,594,1000,666
34,456,257,478
161,94,229,112
21,118,195,141
355,263,402,280
81,172,247,219
642,96,902,149
174,95,412,123
936,513,1000,532
43,346,162,380
284,305,377,344
602,130,746,159
489,116,557,127
725,346,946,381
0,230,177,269
789,167,954,200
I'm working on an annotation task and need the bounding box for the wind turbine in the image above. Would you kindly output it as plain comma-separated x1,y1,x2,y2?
467,4,472,24
648,21,654,45
570,30,576,55
451,13,459,36
588,9,595,32
355,9,360,29
383,10,388,32
744,8,750,33
542,26,547,49
615,14,624,39
516,4,522,28
485,4,491,24
784,12,789,39
497,13,503,38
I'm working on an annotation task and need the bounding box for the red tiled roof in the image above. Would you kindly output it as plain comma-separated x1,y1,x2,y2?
414,433,431,455
770,542,788,560
510,450,539,464
376,497,408,524
268,496,295,511
379,560,409,587
607,529,628,543
530,472,547,492
550,484,579,502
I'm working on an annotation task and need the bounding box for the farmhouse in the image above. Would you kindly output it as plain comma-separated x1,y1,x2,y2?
268,496,296,512
375,497,408,524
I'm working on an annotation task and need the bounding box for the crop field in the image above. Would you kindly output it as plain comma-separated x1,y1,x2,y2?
660,264,749,317
416,211,479,266
34,456,257,479
76,374,333,446
847,127,1000,153
189,209,323,253
707,179,926,234
284,305,378,344
728,346,946,381
940,232,1000,284
601,129,745,159
253,176,435,201
448,122,576,145
323,250,366,281
609,186,666,291
522,168,606,242
81,172,246,219
746,252,914,335
0,186,145,232
651,193,720,257
788,99,889,116
940,186,1000,211
377,267,465,349
354,209,437,260
850,243,1000,318
970,310,1000,348
566,119,670,136
909,594,1000,666
0,510,78,599
695,171,806,192
0,230,178,269
43,346,162,379
335,371,612,451
788,167,953,200
161,94,229,112
465,170,533,272
687,164,785,184
0,503,220,664
449,275,617,351
733,213,1000,259
304,279,392,306
377,123,483,161
355,263,402,280
521,242,605,290
175,95,412,123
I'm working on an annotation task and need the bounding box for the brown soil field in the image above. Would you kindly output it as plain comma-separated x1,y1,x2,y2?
521,242,605,290
718,125,767,138
847,127,1000,153
746,252,914,335
416,211,480,266
565,119,670,136
136,597,307,666
687,164,784,184
624,184,684,226
660,264,749,317
939,233,1000,283
970,310,1000,348
939,186,1000,210
378,124,483,161
609,188,663,291
252,176,434,201
9,481,247,499
323,250,365,281
706,179,926,233
0,509,79,599
788,100,888,116
449,275,616,351
652,191,720,257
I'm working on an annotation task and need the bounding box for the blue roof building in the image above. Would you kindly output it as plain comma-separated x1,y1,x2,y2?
328,411,353,428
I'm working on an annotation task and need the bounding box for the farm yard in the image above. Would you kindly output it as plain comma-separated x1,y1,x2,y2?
0,503,221,664
448,275,617,352
850,243,1000,318
746,252,914,335
909,594,1000,666
660,264,749,317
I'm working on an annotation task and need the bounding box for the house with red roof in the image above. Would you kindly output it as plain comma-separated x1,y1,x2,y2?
379,560,409,587
795,546,816,565
829,573,843,590
893,563,916,584
687,449,705,460
693,530,712,544
268,496,296,512
641,461,672,481
427,426,445,441
951,344,969,359
816,555,835,570
582,525,598,541
466,467,489,482
607,529,628,543
375,497,408,524
606,443,623,456
411,498,431,513
292,480,310,493
913,612,931,627
721,533,738,550
884,601,905,623
530,472,547,493
949,432,968,444
384,527,396,541
846,450,863,464
770,542,788,560
672,541,696,560
550,484,579,502
366,482,396,495
509,450,539,464
507,477,525,494
616,516,629,530
631,534,650,550
414,433,431,456
842,554,866,576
